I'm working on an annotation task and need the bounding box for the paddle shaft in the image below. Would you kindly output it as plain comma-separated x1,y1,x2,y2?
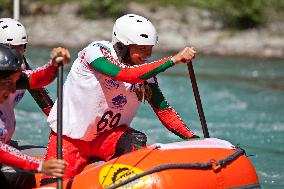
187,61,210,138
57,63,63,189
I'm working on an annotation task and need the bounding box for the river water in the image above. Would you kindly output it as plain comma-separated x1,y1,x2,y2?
13,47,284,189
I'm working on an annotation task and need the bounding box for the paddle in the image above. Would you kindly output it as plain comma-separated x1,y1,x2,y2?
50,53,64,189
187,61,210,138
57,62,63,189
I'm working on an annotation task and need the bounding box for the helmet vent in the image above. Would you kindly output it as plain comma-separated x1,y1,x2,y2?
114,32,116,36
22,36,26,39
140,34,148,38
137,20,142,23
7,39,13,41
129,15,134,17
2,25,8,29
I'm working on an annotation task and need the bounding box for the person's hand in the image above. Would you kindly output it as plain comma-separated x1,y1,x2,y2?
171,47,196,64
50,47,71,66
41,159,67,177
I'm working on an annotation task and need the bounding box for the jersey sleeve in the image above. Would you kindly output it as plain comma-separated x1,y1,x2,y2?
15,60,55,116
28,88,54,116
147,78,196,139
16,61,57,89
0,141,42,172
84,43,175,83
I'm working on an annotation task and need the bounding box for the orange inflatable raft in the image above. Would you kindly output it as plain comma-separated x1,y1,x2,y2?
36,138,260,189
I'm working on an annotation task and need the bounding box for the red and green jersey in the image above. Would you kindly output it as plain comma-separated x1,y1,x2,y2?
48,41,195,141
83,41,175,83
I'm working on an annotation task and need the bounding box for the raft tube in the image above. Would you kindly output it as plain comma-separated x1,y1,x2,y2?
37,138,260,189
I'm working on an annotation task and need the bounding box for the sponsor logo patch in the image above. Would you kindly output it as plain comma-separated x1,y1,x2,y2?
112,94,127,109
105,78,119,90
99,163,152,189
14,92,25,104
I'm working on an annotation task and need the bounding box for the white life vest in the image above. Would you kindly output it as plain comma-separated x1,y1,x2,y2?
48,41,155,141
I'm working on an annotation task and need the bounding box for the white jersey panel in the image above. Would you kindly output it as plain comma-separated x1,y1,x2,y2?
48,41,144,141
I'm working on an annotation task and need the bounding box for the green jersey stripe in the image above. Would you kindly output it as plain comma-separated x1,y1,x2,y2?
140,60,174,80
148,83,169,110
90,57,121,77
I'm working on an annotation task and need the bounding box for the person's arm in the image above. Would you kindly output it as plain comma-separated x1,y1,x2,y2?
16,47,71,89
28,88,54,116
16,61,57,89
23,58,54,116
85,44,175,83
15,59,56,116
0,142,66,177
0,141,42,171
147,78,197,139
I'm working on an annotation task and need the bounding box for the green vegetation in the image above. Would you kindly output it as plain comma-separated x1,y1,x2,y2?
138,0,284,29
78,0,129,19
191,0,268,29
0,0,12,13
32,0,77,4
2,0,284,30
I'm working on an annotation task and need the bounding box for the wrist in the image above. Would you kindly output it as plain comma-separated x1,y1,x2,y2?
50,59,58,67
171,56,180,65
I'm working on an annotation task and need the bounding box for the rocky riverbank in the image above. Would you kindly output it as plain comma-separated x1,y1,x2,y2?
20,3,284,59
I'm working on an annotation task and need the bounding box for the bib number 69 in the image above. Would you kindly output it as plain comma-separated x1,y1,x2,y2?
97,110,121,132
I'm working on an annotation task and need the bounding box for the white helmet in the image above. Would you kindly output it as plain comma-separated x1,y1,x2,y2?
112,14,158,46
0,18,28,45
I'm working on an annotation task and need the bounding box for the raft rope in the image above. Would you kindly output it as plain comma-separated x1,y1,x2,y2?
107,147,245,189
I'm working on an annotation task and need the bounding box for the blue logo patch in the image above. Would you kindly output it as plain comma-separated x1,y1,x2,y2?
14,92,25,104
105,78,119,90
112,94,127,109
